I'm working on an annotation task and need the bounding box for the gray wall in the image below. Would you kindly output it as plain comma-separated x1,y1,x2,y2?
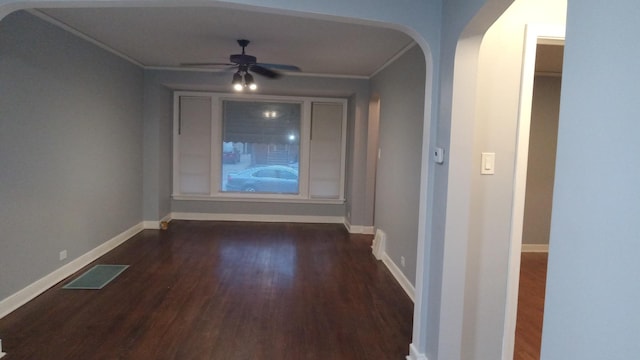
522,75,560,245
542,0,640,358
143,71,172,221
0,1,634,359
142,69,372,223
0,11,143,301
0,1,441,357
370,45,426,285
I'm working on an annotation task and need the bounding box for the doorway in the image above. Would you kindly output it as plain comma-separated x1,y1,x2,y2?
502,24,565,359
514,43,564,359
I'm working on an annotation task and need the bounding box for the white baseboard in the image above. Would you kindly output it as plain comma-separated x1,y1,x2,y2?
381,252,416,302
521,244,549,252
155,213,372,235
142,220,160,229
372,229,386,260
343,219,375,234
0,222,144,319
171,212,344,224
142,213,172,230
370,228,415,301
0,338,5,358
406,343,428,360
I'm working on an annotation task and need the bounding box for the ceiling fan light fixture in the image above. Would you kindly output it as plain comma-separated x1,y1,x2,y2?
183,39,299,90
232,72,244,91
244,73,257,91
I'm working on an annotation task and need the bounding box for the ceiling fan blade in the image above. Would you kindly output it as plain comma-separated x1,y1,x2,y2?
180,62,235,67
250,65,281,79
256,63,301,72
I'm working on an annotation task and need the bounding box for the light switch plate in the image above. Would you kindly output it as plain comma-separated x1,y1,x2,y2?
481,152,495,175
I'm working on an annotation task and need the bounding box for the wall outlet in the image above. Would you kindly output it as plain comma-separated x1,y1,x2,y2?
400,256,406,267
59,250,67,261
434,147,445,164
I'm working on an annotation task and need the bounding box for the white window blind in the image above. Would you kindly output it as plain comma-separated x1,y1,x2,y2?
309,102,344,199
178,96,211,194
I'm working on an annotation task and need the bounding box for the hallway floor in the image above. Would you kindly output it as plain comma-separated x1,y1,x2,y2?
514,252,548,360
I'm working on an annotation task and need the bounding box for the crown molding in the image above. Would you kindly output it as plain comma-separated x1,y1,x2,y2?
27,9,144,67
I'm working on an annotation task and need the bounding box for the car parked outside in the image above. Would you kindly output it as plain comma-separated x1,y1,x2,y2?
222,142,241,164
225,165,299,193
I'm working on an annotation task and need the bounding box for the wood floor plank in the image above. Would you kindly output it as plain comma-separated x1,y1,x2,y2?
514,252,548,360
0,221,413,359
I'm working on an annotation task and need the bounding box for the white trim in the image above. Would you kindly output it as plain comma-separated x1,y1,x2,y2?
371,228,414,301
521,244,549,253
381,252,415,302
172,194,344,204
0,222,144,319
406,343,428,360
143,220,161,230
145,66,228,73
370,41,417,78
171,212,344,224
142,213,172,230
502,23,565,360
0,338,5,358
282,71,369,80
353,225,375,235
26,9,144,67
371,228,386,260
343,220,375,235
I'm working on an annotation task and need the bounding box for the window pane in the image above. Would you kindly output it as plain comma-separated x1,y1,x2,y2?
222,100,300,194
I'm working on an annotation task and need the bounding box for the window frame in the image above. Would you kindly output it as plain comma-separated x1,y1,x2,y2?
172,91,347,204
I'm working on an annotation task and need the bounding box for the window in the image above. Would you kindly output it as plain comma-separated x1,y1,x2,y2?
173,92,346,203
221,100,301,194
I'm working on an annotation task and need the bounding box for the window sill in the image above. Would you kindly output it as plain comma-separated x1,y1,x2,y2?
172,194,345,205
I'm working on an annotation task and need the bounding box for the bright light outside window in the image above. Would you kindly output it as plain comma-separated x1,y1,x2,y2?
221,100,301,194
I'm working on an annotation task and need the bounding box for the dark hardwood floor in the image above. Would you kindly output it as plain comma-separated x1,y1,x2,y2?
514,252,548,360
0,221,413,360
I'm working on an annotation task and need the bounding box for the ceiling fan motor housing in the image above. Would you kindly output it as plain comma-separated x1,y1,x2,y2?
230,54,257,65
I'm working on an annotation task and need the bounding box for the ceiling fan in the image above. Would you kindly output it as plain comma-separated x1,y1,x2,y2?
182,39,300,91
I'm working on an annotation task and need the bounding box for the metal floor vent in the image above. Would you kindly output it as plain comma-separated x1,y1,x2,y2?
63,265,129,290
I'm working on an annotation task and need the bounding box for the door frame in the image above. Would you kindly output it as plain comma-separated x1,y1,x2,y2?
501,23,565,360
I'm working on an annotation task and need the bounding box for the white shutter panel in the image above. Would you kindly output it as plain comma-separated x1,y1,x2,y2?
178,96,211,194
309,102,343,199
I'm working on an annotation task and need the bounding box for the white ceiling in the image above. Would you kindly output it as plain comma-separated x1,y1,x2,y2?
36,6,415,78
